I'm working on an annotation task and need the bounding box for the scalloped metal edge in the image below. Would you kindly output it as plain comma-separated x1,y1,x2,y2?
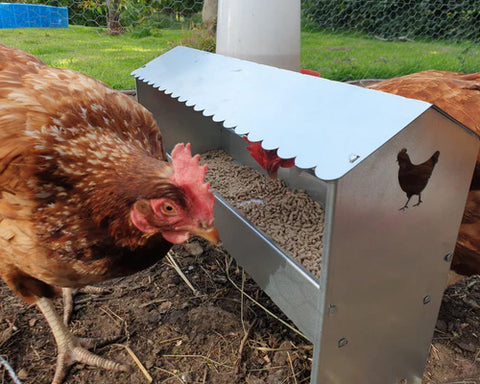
132,47,432,181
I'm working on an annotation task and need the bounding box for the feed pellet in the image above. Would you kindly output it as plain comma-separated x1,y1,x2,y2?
201,150,325,279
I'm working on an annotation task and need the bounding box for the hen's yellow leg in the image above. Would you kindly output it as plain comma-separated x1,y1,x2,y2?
36,297,130,384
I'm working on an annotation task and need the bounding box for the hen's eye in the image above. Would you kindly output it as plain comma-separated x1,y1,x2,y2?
160,203,177,215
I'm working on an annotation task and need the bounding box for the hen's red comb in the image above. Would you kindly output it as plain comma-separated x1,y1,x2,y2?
171,143,207,186
243,138,270,170
171,143,215,214
300,68,321,77
243,137,295,174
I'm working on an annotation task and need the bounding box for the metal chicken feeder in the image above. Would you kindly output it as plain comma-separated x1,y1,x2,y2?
132,47,479,384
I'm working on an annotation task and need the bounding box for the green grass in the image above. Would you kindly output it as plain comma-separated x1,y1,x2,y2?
0,25,184,89
302,30,480,81
1,26,479,89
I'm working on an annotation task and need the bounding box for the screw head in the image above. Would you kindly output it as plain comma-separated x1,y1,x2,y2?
423,295,431,305
338,338,348,348
328,304,337,315
444,253,453,262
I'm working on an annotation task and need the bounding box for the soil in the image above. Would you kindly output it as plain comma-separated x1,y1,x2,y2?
0,239,479,384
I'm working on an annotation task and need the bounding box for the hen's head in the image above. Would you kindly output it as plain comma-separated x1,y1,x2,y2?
130,143,219,245
244,137,295,179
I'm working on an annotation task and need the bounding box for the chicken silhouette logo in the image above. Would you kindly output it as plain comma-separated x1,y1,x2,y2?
397,148,440,210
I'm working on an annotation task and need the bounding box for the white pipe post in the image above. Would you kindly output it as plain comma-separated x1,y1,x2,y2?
216,0,301,71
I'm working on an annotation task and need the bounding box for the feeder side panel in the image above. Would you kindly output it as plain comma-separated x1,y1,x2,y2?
312,108,479,384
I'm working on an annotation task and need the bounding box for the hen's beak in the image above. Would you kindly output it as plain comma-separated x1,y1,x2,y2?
192,226,221,245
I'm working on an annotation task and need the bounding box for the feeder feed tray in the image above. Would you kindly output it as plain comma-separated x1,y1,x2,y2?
201,149,325,279
133,47,479,384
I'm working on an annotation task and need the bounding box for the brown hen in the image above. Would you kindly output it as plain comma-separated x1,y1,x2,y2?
454,190,480,275
369,70,480,279
0,44,219,383
368,70,480,187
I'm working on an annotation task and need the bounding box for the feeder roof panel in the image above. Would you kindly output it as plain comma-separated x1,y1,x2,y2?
132,46,432,180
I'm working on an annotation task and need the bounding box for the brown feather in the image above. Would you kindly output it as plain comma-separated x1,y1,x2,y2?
369,70,480,173
369,70,480,135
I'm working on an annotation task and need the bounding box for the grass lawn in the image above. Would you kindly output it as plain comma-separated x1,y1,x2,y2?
0,25,185,89
302,31,480,81
1,25,479,88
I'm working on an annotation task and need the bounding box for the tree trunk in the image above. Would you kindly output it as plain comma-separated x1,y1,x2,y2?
105,0,123,35
202,0,218,33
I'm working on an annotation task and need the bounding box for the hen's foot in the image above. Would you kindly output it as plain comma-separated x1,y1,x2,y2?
37,297,130,384
62,286,112,325
52,336,130,384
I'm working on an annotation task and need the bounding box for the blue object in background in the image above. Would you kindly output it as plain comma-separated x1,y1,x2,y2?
0,4,15,28
0,3,68,28
34,4,50,28
49,5,67,27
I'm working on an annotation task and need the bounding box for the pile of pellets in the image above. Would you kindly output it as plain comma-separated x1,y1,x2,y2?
201,150,324,279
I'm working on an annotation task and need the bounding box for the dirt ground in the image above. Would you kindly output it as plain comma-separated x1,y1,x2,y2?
0,238,479,384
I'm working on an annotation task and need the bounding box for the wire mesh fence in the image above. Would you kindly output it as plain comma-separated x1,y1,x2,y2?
1,0,479,84
303,0,480,42
301,0,480,80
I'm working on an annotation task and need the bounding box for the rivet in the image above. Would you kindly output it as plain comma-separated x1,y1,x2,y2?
328,304,337,315
423,295,431,305
349,154,360,163
338,338,348,348
444,253,453,262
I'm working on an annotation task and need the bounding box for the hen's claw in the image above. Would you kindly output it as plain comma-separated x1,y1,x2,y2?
37,297,129,384
52,341,131,384
62,286,113,325
77,334,125,350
